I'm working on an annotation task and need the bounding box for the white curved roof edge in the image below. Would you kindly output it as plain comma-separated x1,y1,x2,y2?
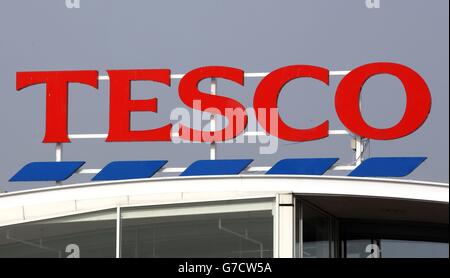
1,175,448,198
0,175,447,227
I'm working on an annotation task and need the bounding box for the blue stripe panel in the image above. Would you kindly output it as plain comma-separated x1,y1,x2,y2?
349,157,427,177
266,158,339,175
10,161,85,182
92,160,168,181
180,159,253,176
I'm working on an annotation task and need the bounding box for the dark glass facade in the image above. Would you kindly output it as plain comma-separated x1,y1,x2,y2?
0,197,447,258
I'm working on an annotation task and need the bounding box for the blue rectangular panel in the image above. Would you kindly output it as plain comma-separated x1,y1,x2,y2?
10,161,85,182
266,158,338,175
92,160,168,181
180,159,253,176
349,157,426,177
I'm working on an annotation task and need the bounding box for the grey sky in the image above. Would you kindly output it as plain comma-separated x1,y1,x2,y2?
0,0,448,192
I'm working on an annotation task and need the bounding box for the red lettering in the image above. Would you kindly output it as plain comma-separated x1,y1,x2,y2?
253,65,329,141
178,66,247,142
106,69,172,142
16,63,432,144
16,70,98,143
335,62,432,140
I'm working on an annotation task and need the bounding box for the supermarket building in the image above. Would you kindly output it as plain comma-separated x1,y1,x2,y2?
0,65,448,258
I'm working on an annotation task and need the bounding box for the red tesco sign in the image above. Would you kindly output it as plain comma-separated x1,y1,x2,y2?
16,62,431,143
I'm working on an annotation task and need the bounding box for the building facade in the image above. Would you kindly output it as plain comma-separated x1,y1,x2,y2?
0,175,447,258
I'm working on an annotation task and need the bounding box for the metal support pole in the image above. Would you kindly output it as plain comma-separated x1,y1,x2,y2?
55,143,63,162
276,193,294,258
116,206,122,258
355,136,364,166
355,95,365,166
298,202,303,258
210,78,217,160
55,143,63,185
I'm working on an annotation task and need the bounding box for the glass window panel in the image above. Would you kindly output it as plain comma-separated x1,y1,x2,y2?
121,200,274,258
299,202,332,258
342,223,449,258
345,239,380,258
380,240,449,258
0,210,116,258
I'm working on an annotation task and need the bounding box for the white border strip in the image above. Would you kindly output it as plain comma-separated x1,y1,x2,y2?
69,130,349,139
97,70,350,81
